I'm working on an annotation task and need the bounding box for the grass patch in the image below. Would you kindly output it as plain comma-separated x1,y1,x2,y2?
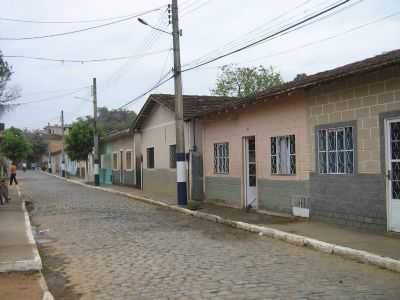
186,200,202,211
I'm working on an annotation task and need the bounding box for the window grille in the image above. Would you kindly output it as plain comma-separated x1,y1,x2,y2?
271,135,296,175
214,143,229,174
318,127,354,174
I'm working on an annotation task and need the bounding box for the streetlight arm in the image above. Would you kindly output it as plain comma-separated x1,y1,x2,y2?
137,18,171,35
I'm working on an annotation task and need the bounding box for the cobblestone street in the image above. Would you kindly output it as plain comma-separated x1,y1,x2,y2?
23,172,400,300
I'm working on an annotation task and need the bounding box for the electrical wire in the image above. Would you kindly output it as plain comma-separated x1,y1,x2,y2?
3,48,172,64
14,87,90,105
199,10,400,70
181,0,353,73
118,72,174,109
0,5,166,24
181,0,212,17
0,7,163,40
181,0,317,68
99,7,170,90
13,86,89,97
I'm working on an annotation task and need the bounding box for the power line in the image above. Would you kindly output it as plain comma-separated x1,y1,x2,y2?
200,10,400,70
118,72,174,109
3,48,171,64
14,87,90,105
0,7,163,41
181,0,212,17
181,0,316,68
99,8,170,91
181,0,352,73
0,6,166,24
14,86,89,97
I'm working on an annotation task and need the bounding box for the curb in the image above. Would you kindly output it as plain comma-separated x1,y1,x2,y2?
43,171,400,273
39,273,54,300
0,188,42,273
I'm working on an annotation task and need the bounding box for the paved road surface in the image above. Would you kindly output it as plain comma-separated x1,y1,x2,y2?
22,171,400,300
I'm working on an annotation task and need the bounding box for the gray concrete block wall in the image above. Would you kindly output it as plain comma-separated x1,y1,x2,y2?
143,169,177,197
122,170,135,187
191,153,204,201
310,173,387,231
205,176,241,208
258,179,309,214
112,171,121,185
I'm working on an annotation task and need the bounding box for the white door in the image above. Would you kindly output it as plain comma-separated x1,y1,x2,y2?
386,119,400,232
244,136,257,208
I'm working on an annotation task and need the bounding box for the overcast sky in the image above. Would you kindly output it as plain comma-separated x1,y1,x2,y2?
1,0,399,130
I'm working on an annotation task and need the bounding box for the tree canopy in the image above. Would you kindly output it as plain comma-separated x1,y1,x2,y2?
24,130,47,164
0,127,32,163
0,51,20,116
211,64,284,97
65,120,94,162
80,107,137,134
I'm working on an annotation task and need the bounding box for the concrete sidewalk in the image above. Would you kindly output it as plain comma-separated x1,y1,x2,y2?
0,185,42,272
0,183,52,300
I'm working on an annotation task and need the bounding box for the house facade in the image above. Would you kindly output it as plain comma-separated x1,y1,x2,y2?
202,49,400,232
203,91,309,212
134,94,239,200
100,129,136,187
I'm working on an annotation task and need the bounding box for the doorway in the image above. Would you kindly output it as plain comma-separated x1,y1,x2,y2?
385,118,400,232
244,136,257,209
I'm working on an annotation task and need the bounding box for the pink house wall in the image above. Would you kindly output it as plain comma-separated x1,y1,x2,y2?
203,92,310,183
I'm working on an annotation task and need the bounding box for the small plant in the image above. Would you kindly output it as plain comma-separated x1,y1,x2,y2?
187,200,202,211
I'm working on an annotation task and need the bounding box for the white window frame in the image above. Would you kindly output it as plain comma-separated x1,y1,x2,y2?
318,126,355,175
112,152,119,171
125,149,133,171
214,142,229,175
100,154,105,169
271,135,296,175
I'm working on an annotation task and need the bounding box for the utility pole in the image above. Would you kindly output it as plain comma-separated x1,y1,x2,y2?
171,0,187,206
61,110,65,177
93,78,100,186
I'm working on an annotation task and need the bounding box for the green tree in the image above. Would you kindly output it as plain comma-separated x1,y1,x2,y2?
0,51,20,116
25,130,47,164
65,120,93,163
80,107,137,134
211,64,284,97
0,127,32,162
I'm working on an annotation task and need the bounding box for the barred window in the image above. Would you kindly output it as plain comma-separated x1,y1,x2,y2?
169,145,176,169
271,135,296,175
147,147,155,169
125,150,133,170
214,143,229,174
318,127,354,174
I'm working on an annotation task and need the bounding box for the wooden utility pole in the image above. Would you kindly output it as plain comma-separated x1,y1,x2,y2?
61,110,65,177
93,78,100,186
171,0,187,205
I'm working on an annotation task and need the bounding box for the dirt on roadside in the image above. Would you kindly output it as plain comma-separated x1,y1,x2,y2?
0,272,43,300
39,245,82,300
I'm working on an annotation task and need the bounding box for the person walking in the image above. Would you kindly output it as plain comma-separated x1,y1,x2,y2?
9,162,18,186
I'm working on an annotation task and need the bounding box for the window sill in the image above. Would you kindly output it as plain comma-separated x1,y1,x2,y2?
271,174,296,177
